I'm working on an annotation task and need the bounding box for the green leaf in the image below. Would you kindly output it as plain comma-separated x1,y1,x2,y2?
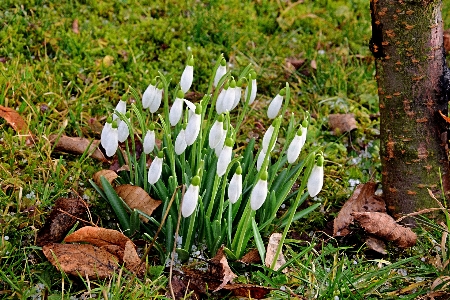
252,217,265,263
100,176,131,233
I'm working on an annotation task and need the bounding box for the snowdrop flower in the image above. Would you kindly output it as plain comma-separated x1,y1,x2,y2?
182,175,201,217
228,164,242,204
214,58,227,87
221,79,237,113
169,90,185,126
250,170,268,210
307,155,324,197
143,125,156,154
180,56,194,93
142,78,157,109
117,112,130,143
175,128,187,155
244,71,257,105
217,138,234,177
185,104,202,146
256,149,267,171
113,99,127,121
300,119,308,146
262,117,280,153
214,130,227,157
150,82,163,113
101,119,119,157
148,151,164,184
267,88,286,119
231,79,243,110
209,115,225,149
101,116,113,145
287,127,306,164
216,82,229,114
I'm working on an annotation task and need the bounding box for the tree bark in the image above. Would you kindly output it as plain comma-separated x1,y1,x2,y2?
370,0,450,220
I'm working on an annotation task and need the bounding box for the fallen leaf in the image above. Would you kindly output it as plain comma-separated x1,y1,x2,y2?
239,248,261,265
0,105,29,133
432,276,450,291
36,197,88,246
310,59,317,70
123,240,145,276
93,170,118,187
114,184,161,222
50,135,107,162
222,284,274,299
439,110,450,124
352,212,417,248
102,55,114,67
43,243,119,279
72,19,79,34
265,233,287,273
64,226,133,249
329,113,357,134
210,246,238,292
365,236,387,255
334,182,386,237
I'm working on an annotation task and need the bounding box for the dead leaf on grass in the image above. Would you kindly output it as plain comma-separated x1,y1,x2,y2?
36,197,88,246
114,184,161,222
43,243,119,279
64,226,133,249
238,248,261,264
365,236,387,255
265,233,287,273
123,240,145,276
334,182,386,237
210,246,238,292
329,113,357,134
50,135,107,162
93,169,118,187
352,212,417,248
221,284,275,299
72,19,79,34
0,105,29,134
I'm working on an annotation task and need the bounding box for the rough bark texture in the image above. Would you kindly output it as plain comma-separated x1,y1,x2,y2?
371,0,450,220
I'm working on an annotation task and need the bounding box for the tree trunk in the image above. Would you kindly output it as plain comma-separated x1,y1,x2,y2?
370,0,450,221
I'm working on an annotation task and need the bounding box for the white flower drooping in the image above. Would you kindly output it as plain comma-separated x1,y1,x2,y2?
101,118,119,157
307,155,324,197
256,149,266,171
175,128,187,155
113,99,126,121
214,129,227,157
216,82,228,114
182,175,201,217
228,164,242,204
287,126,306,164
209,115,225,149
267,88,286,119
244,71,257,105
180,56,194,93
150,83,163,113
231,79,243,110
143,126,156,154
250,170,268,210
117,112,130,143
214,58,227,87
142,78,157,109
221,79,237,113
148,151,164,185
169,90,185,126
217,138,234,177
184,104,202,146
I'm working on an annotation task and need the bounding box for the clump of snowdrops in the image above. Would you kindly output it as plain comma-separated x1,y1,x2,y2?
92,54,324,267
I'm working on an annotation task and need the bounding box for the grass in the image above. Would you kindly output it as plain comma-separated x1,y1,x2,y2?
1,0,450,298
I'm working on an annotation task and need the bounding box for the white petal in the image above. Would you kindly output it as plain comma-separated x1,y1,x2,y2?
214,132,226,157
104,128,118,157
222,87,235,113
209,120,224,149
216,88,226,114
256,149,266,171
117,120,129,143
231,86,241,110
183,99,196,113
262,125,276,153
307,165,324,197
250,179,268,210
142,85,155,109
217,145,232,177
244,79,257,105
287,134,303,164
300,126,308,146
214,65,227,87
101,123,112,149
169,97,184,126
185,113,201,146
143,130,155,154
180,65,193,93
149,88,162,113
175,129,187,155
182,184,199,217
228,173,242,204
148,157,163,184
113,100,126,120
267,94,283,119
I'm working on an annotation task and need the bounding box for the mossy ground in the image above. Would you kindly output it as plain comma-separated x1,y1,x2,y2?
1,0,450,298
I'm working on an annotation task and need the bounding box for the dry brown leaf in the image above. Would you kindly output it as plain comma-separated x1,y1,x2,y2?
64,226,133,249
210,246,238,292
222,284,275,299
264,233,287,273
72,19,79,34
310,59,317,70
334,182,386,237
0,105,29,133
238,248,261,265
329,113,357,134
352,212,417,248
123,240,145,276
365,236,387,255
50,135,107,162
431,276,450,291
114,185,161,222
43,243,119,279
439,110,450,124
36,197,88,246
93,170,118,187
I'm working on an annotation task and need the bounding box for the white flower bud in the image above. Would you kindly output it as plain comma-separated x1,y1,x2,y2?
180,65,193,93
307,164,324,197
228,172,242,204
182,177,200,218
287,133,305,164
262,125,276,153
169,97,184,126
256,149,266,171
217,143,232,177
250,175,268,211
175,129,187,155
185,113,201,146
267,94,283,119
216,87,227,114
148,156,163,184
214,64,227,87
214,131,227,157
150,86,163,113
143,130,155,154
103,126,118,157
142,84,155,109
117,119,129,143
209,119,225,149
113,100,126,121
